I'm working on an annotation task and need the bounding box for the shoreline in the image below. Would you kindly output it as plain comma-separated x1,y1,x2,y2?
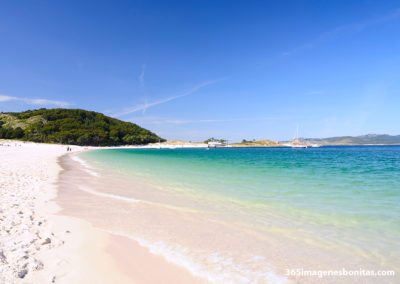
55,153,207,283
57,149,290,283
0,141,206,283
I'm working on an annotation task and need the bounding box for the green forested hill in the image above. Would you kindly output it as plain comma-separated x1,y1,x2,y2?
0,108,164,146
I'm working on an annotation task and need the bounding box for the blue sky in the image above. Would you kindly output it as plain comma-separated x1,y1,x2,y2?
1,0,400,141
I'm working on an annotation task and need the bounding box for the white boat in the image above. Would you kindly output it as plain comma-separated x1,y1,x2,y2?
207,141,226,148
291,143,308,148
290,126,309,148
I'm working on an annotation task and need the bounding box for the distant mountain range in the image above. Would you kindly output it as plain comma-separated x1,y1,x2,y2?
298,134,400,145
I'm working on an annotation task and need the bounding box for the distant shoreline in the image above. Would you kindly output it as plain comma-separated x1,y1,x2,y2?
2,138,400,149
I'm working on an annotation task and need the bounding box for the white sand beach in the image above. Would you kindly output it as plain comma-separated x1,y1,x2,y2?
0,141,204,283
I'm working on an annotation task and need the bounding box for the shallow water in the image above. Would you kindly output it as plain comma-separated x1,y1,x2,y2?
59,146,400,283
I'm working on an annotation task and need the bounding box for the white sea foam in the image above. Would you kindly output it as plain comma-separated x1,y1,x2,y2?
139,239,287,284
129,237,287,284
78,186,140,203
71,155,100,177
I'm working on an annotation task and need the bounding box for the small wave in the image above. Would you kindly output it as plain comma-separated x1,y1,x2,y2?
132,238,287,284
78,186,140,203
71,155,100,177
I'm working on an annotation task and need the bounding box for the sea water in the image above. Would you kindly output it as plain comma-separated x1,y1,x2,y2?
63,146,400,283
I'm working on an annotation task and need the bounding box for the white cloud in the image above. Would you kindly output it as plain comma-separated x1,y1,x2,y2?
114,79,223,117
24,98,70,107
0,95,71,107
139,64,146,88
0,95,15,102
139,64,148,114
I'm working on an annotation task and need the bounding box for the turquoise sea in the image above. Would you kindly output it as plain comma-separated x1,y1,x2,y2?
72,146,400,283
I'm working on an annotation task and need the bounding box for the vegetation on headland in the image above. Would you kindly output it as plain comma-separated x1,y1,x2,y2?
0,108,164,146
204,137,227,144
